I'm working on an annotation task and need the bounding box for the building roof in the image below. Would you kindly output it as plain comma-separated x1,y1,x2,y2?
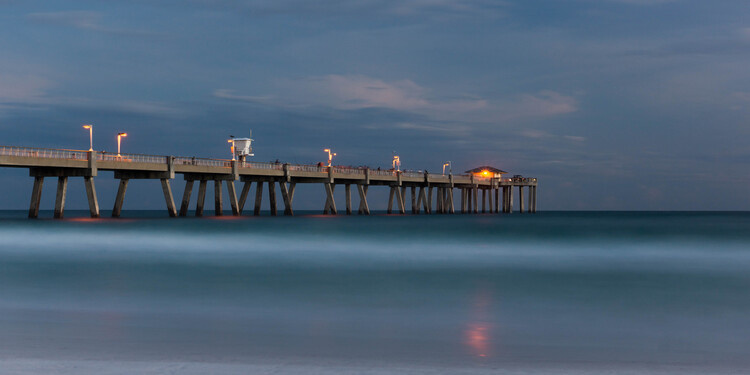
465,166,508,174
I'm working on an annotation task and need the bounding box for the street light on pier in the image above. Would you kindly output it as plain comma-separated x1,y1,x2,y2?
324,148,336,167
443,161,452,175
82,124,93,151
117,132,127,157
228,136,236,161
392,155,401,171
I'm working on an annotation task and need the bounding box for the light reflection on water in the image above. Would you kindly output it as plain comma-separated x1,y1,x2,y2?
465,288,494,358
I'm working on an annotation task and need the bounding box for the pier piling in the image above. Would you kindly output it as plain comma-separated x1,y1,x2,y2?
196,180,207,217
161,178,177,217
254,181,263,216
53,176,68,219
28,176,44,219
112,179,129,218
214,180,223,216
227,180,240,216
84,176,99,218
179,180,194,217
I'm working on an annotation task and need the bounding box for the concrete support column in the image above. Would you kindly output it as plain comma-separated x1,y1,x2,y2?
227,180,240,216
528,186,533,214
324,183,337,215
418,186,428,214
112,179,129,218
509,185,514,213
488,188,493,213
481,189,487,213
254,181,264,216
435,187,445,214
84,177,99,218
268,181,277,216
460,188,466,214
179,180,194,217
28,176,44,219
519,186,525,213
447,188,455,214
503,186,510,214
396,185,406,214
196,180,207,217
495,188,500,213
411,186,419,215
442,188,448,214
387,186,395,214
53,176,68,219
345,184,352,215
357,184,370,215
238,181,252,214
473,186,479,214
427,187,433,214
280,182,294,216
214,180,223,216
161,178,177,217
533,186,538,213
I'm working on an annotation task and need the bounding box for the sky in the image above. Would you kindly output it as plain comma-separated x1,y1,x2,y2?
1,0,749,211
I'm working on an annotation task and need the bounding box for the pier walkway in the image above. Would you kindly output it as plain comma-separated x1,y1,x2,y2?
0,145,537,218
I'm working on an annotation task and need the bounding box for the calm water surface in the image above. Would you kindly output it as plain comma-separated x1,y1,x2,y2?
1,211,749,374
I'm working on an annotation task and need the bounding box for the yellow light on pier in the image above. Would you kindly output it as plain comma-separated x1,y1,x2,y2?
443,161,452,175
117,132,127,157
82,124,93,151
324,148,336,167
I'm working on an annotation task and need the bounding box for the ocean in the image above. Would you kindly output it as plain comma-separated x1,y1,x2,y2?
1,211,749,374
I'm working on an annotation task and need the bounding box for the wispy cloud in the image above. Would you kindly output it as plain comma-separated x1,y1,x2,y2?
212,89,275,103
603,0,678,4
191,0,506,21
214,75,576,124
26,11,154,36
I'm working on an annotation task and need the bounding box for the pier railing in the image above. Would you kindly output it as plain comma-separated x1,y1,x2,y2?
174,156,229,167
101,152,167,164
0,145,90,161
1,145,534,184
332,167,365,175
288,164,325,173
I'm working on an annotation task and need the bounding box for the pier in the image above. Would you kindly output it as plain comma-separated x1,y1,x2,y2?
0,145,538,218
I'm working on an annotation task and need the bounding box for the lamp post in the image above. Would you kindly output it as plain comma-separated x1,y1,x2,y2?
228,136,236,161
117,132,127,157
392,155,401,171
442,161,452,175
324,148,336,167
82,124,93,151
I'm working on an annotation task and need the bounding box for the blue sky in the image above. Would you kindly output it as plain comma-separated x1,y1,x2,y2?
1,0,749,210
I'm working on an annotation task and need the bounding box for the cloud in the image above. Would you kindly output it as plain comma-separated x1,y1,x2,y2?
26,11,154,36
281,75,433,111
27,11,101,30
0,74,50,104
602,0,678,4
212,89,274,103
189,0,505,21
214,75,576,124
502,91,578,119
564,135,586,142
730,92,750,110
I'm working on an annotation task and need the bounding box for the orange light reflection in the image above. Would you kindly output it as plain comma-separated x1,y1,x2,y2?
463,288,495,359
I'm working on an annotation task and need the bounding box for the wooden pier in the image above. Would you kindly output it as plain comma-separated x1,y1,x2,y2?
0,146,538,218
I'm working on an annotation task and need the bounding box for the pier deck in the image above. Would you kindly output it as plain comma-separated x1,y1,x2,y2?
0,145,537,218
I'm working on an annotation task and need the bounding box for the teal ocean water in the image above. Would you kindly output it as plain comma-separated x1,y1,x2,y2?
1,211,749,374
